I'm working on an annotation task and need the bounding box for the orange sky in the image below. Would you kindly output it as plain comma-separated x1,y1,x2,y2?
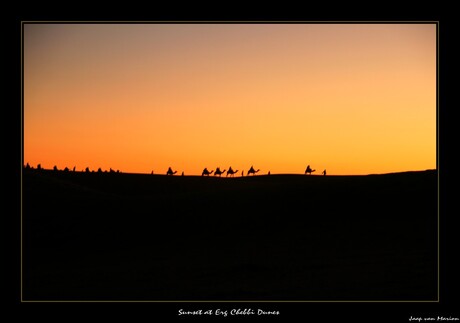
23,23,436,175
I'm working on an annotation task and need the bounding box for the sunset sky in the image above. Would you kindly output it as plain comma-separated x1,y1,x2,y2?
23,23,436,175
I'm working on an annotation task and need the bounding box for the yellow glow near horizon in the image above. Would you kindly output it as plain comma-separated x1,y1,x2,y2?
24,23,436,175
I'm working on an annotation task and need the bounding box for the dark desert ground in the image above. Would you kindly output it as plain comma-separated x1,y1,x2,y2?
22,169,437,301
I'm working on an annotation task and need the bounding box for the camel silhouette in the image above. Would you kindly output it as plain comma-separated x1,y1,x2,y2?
202,168,214,176
226,167,239,177
305,165,316,175
214,167,226,177
247,166,260,176
166,167,177,176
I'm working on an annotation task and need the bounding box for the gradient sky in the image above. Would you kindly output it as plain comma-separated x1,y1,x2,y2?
24,23,436,175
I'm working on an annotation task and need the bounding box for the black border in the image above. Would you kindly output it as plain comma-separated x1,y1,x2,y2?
7,8,457,323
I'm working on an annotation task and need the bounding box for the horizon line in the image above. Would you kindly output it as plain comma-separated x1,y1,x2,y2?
22,167,437,177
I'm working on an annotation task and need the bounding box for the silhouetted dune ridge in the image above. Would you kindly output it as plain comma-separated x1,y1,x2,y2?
22,168,437,301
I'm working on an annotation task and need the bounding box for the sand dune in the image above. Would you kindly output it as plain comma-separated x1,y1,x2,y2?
22,169,437,301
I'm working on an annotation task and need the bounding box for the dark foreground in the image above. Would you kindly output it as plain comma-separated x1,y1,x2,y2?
22,170,437,301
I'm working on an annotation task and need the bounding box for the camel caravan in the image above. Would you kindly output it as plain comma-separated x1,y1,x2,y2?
23,163,122,174
24,163,327,176
164,165,262,177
